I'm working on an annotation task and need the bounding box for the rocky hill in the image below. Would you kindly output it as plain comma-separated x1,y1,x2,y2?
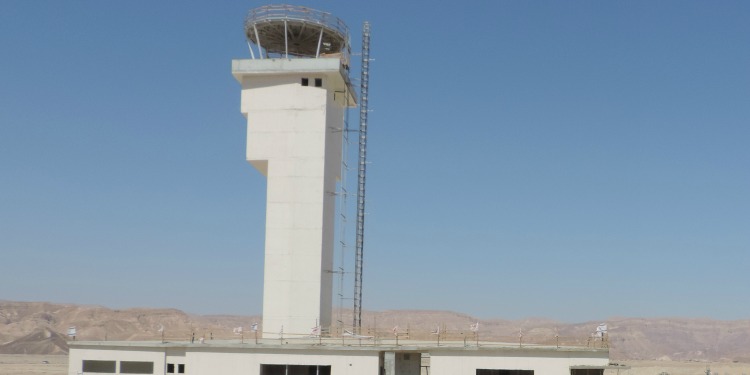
1,301,749,362
0,327,68,355
0,301,261,353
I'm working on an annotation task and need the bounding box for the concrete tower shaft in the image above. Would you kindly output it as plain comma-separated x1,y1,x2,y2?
233,58,355,338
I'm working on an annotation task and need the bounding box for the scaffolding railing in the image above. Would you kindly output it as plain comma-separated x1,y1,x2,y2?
353,20,371,334
244,4,350,60
85,328,608,350
334,71,354,337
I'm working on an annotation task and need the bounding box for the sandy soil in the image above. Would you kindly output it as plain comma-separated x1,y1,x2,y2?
606,360,750,375
0,354,67,375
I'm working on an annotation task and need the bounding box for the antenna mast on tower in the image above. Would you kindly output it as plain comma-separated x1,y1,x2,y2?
353,21,371,332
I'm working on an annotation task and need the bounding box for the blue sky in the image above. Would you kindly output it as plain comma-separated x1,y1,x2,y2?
1,1,748,323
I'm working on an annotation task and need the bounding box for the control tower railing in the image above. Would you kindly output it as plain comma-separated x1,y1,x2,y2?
244,4,350,61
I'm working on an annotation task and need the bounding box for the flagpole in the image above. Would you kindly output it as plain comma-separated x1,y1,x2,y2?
469,322,479,347
437,324,441,347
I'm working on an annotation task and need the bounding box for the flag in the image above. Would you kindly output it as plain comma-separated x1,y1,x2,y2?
67,327,77,337
470,322,479,332
157,325,164,333
595,323,607,338
431,325,440,335
233,327,243,335
392,326,399,336
343,329,374,339
518,328,523,338
311,326,321,336
251,323,259,332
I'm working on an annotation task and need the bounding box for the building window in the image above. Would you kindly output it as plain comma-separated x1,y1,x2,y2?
82,360,116,373
261,364,331,375
301,78,309,86
570,370,603,375
167,363,175,373
477,370,534,375
314,78,323,87
120,361,154,374
178,364,186,374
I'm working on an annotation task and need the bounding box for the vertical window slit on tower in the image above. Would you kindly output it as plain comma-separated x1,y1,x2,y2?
301,78,309,86
315,78,323,87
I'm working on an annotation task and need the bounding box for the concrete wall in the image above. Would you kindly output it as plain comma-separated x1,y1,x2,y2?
429,349,609,375
395,352,421,375
69,347,165,375
70,346,380,375
188,349,379,375
70,344,609,375
165,348,185,373
235,58,350,337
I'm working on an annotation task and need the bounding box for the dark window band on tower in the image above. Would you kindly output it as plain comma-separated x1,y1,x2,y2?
315,78,323,87
301,78,309,86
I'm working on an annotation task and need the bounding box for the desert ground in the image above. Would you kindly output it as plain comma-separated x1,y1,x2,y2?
0,355,748,375
0,354,67,375
609,360,749,375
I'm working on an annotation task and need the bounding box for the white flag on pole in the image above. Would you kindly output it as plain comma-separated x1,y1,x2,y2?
595,323,607,338
233,327,243,335
343,329,374,339
311,326,321,336
470,322,479,332
251,323,259,332
431,325,440,335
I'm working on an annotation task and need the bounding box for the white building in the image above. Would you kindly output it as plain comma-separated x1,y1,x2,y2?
69,339,611,375
69,5,618,375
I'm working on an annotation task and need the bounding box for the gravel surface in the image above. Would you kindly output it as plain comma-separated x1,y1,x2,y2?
0,354,67,375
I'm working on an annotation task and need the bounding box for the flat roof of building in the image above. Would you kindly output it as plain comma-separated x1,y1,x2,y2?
71,338,608,354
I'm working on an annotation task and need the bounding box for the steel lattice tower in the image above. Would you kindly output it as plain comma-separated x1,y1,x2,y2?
353,21,370,332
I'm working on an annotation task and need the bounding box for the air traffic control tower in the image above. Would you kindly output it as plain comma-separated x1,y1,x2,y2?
232,5,356,338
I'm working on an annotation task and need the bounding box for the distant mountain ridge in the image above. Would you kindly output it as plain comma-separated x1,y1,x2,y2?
1,300,748,362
